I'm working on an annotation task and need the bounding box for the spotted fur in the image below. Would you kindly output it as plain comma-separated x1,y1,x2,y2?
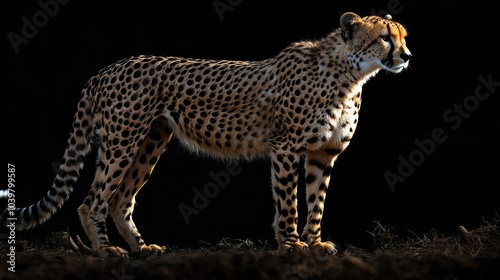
1,12,411,256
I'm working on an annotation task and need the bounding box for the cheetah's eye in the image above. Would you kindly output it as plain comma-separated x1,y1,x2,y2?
379,35,391,42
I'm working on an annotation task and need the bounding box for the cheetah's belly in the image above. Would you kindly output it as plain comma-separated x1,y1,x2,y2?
164,106,274,160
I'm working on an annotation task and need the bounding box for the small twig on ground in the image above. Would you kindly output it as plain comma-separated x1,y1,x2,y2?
63,230,97,256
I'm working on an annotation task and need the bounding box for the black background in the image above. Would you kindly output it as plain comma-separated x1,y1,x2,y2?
2,0,499,250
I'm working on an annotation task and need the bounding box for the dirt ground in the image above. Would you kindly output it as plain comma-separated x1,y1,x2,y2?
1,221,500,280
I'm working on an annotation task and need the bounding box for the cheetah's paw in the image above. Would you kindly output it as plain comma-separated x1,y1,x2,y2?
279,240,309,254
100,246,129,258
309,241,337,255
135,244,168,257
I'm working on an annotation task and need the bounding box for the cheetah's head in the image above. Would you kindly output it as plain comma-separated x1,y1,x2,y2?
340,12,412,75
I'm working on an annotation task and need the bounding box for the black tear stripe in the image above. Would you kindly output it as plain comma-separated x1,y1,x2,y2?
382,23,395,67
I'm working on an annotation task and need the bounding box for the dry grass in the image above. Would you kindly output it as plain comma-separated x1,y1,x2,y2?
1,217,499,279
366,215,500,260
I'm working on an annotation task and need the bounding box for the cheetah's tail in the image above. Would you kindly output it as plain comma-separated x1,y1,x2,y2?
1,81,95,231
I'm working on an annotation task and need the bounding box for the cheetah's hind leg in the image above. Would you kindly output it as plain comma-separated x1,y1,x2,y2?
108,119,173,257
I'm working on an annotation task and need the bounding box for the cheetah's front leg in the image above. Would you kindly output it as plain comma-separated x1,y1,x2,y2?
271,150,308,254
301,149,340,255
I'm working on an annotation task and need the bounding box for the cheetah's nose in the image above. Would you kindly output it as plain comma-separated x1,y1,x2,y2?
400,52,412,63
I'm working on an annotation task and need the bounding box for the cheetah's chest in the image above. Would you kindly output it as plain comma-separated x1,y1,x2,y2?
330,106,359,145
316,91,361,151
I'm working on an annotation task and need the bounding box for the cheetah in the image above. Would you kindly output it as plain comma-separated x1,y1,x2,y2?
2,12,411,257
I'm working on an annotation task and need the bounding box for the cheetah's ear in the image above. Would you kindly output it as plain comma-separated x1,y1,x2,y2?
340,12,362,42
